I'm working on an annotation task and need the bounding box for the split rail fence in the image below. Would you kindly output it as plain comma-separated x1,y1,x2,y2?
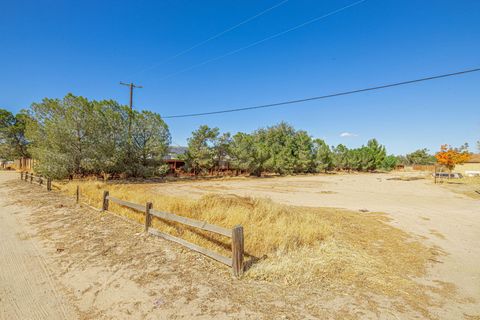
19,172,244,276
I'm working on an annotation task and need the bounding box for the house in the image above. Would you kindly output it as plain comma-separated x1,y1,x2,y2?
455,154,480,176
163,146,187,172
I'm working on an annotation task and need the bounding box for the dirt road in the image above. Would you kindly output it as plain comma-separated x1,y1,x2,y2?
0,173,77,319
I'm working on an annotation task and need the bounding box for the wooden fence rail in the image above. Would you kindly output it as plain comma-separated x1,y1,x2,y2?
102,191,244,276
20,171,244,277
21,172,52,191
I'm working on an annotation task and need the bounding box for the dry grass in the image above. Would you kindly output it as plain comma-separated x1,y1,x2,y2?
440,176,480,199
55,179,453,316
387,176,425,181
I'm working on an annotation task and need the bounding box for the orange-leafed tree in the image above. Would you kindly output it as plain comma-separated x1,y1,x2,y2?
435,144,471,174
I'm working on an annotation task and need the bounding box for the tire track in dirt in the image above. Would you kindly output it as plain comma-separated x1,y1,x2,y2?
0,172,76,320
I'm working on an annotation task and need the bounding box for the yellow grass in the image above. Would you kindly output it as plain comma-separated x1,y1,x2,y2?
440,176,480,199
56,179,450,315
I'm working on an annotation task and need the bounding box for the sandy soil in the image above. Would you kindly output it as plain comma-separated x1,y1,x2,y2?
0,174,77,319
0,172,380,319
1,171,479,319
152,172,480,316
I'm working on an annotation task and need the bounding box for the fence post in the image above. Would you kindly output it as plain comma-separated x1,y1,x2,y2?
102,191,109,211
231,225,244,277
30,174,33,184
39,177,43,186
76,185,80,204
24,173,28,181
20,172,23,180
47,178,52,191
145,202,153,232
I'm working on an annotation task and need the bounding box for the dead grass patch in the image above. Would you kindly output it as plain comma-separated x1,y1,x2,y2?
49,179,458,317
440,177,480,199
387,176,425,181
429,229,446,240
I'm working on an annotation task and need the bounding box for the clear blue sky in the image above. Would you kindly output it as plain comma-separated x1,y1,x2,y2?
1,0,479,154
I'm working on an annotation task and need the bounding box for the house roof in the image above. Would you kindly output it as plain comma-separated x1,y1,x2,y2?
467,154,480,163
168,146,187,155
164,146,188,160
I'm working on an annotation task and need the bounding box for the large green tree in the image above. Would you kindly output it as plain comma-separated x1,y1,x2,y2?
259,122,310,175
184,125,219,175
313,139,333,172
332,144,350,170
293,130,314,173
26,94,170,178
405,148,436,165
381,155,398,171
331,140,387,172
26,95,94,177
129,110,171,176
229,132,269,176
0,109,30,160
366,138,386,170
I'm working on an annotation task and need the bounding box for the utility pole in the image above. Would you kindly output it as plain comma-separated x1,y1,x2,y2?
119,82,143,136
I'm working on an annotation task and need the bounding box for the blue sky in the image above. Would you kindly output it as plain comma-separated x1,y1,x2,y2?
1,0,479,154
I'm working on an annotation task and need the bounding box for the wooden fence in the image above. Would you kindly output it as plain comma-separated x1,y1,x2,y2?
15,158,36,171
20,172,244,277
20,171,52,191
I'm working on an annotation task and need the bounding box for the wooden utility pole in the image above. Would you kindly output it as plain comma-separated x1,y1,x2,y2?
119,82,143,136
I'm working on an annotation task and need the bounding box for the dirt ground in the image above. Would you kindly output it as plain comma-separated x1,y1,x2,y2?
152,172,480,315
1,171,479,319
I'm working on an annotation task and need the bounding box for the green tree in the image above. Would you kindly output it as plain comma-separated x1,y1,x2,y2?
395,155,408,165
293,130,314,173
88,100,129,177
229,132,269,176
381,155,398,171
332,144,350,170
331,140,387,172
26,94,170,178
127,110,171,177
229,132,254,174
366,138,386,170
0,109,30,160
348,147,375,171
405,148,436,165
214,132,232,172
313,139,333,172
184,125,219,175
26,94,95,177
259,122,303,175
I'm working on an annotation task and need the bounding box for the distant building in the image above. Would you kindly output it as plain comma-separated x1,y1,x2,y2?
456,154,480,176
163,146,187,172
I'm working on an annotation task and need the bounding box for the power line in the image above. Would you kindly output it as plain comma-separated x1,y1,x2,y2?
162,67,480,119
131,0,289,77
158,0,366,81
